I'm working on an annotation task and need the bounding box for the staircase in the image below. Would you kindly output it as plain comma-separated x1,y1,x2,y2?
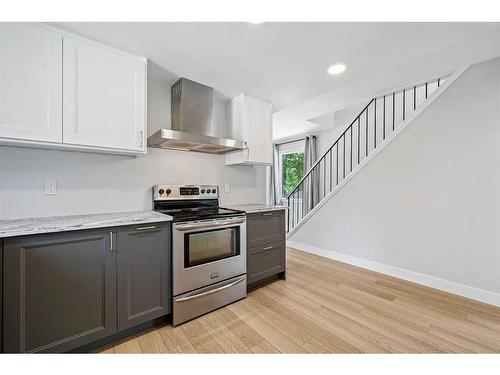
286,76,453,235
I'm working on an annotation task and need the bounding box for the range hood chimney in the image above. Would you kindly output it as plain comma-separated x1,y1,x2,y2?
147,78,246,154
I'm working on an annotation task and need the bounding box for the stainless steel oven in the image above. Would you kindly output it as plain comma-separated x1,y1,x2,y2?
172,215,246,296
154,184,247,326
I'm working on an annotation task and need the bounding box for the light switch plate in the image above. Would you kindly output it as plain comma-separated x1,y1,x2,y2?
45,180,57,195
224,183,231,193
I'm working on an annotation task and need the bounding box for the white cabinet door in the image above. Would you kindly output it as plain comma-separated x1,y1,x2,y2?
0,24,63,143
247,96,273,164
63,37,146,152
226,94,273,166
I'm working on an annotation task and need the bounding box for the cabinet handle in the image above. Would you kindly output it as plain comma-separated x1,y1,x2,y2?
139,131,144,149
262,245,273,251
109,231,114,252
262,212,273,216
136,225,157,231
175,275,246,303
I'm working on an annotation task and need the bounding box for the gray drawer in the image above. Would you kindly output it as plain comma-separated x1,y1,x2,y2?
247,210,285,248
247,241,285,285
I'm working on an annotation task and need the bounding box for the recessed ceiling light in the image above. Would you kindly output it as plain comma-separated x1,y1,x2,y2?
327,63,346,75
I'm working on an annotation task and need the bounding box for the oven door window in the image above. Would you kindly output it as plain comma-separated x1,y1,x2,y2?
184,226,240,268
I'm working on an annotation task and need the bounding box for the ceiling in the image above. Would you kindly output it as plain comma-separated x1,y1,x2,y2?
273,24,500,140
50,22,499,112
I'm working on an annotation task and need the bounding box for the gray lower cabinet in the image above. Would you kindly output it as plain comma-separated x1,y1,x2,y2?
246,210,286,288
1,239,3,353
247,210,285,248
116,223,171,331
247,240,285,285
2,222,172,353
3,229,116,353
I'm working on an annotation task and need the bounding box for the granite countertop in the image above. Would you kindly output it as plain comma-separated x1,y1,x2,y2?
0,211,173,238
223,204,287,214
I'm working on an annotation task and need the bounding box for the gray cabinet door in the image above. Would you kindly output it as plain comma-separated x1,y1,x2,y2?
116,223,171,331
3,229,116,353
247,241,285,285
1,239,3,353
247,211,285,248
246,210,286,287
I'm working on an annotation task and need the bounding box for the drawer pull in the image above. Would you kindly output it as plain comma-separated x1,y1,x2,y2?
262,245,273,251
109,231,114,252
136,225,157,231
262,212,273,216
175,276,246,302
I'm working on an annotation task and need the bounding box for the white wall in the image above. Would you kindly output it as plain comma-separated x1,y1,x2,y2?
315,128,338,156
0,81,266,220
289,57,500,301
147,81,171,134
315,102,367,156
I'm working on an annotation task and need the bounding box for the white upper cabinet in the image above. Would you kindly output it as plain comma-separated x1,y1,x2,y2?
63,37,146,152
225,93,273,166
0,23,147,155
0,23,63,143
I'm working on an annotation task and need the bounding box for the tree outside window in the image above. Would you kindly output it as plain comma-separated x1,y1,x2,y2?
282,152,304,198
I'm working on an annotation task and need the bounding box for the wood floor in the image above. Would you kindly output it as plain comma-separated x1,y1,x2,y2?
100,248,500,353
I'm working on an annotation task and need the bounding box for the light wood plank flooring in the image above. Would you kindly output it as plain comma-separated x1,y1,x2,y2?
99,248,500,353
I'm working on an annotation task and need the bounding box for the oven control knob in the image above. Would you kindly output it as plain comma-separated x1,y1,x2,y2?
211,189,216,194
158,189,165,195
166,189,172,195
201,189,205,193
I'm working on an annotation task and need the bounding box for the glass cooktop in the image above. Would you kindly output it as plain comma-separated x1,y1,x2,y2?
156,206,244,222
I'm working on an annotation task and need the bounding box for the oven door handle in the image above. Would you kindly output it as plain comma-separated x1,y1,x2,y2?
174,217,245,231
175,275,246,303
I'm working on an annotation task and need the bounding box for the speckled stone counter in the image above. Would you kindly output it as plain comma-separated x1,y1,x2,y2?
0,211,173,238
223,204,287,214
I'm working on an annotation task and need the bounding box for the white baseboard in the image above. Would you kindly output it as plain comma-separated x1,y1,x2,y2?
287,240,500,308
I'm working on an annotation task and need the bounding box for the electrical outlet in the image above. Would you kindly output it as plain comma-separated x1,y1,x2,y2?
45,180,57,195
224,183,231,193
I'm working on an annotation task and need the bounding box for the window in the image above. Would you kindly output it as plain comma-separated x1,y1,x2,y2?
282,152,304,197
276,139,305,202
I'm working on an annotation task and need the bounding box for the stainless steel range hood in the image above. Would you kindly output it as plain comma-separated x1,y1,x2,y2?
148,78,246,154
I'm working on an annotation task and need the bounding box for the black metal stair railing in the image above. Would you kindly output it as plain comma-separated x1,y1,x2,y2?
286,77,446,233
